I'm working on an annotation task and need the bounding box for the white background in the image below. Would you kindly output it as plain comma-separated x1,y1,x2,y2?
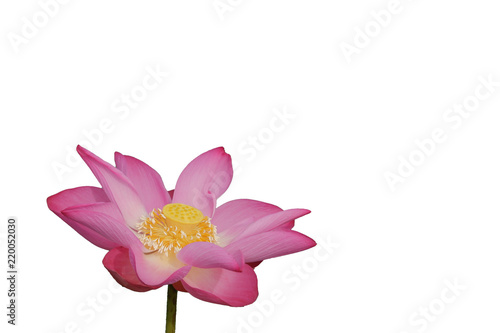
1,0,500,332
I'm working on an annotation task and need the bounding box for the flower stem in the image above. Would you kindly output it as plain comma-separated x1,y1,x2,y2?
166,284,177,333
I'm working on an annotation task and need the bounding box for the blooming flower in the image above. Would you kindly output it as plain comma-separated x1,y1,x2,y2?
47,146,315,306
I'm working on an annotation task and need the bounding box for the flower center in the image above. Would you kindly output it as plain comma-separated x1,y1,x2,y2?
137,203,217,256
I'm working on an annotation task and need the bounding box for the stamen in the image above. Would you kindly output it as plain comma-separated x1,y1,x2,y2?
136,203,217,256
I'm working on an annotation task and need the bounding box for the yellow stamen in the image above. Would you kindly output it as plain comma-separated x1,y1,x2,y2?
136,203,217,256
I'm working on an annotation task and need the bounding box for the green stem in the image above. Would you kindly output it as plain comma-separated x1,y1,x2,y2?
166,284,178,333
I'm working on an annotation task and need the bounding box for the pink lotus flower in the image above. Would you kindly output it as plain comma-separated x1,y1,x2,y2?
47,146,315,307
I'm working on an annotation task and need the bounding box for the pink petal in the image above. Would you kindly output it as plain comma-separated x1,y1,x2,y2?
114,152,171,213
277,220,295,230
232,249,245,269
103,247,160,292
128,247,191,286
64,203,190,287
181,264,258,307
177,242,241,271
225,230,316,263
232,209,311,242
172,281,187,292
77,145,146,227
62,203,142,248
67,200,122,220
172,147,233,217
47,186,119,250
247,261,262,268
212,199,283,245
